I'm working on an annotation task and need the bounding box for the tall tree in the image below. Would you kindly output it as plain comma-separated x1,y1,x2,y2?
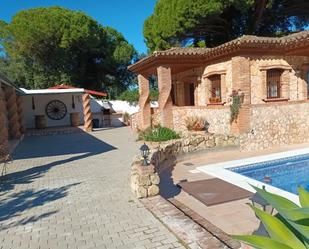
0,7,136,96
144,0,309,52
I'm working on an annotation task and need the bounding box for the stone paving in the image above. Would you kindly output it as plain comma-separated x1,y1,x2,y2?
0,127,186,249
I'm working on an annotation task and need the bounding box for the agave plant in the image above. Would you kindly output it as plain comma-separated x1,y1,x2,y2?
233,186,309,249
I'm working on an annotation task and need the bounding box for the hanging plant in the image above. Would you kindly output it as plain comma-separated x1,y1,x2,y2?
230,90,243,123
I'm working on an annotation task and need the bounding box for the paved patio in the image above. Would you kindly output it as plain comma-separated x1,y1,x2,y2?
0,127,185,249
160,142,309,236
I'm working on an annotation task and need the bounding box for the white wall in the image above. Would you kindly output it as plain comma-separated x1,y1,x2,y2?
22,95,159,129
22,93,84,128
90,99,158,114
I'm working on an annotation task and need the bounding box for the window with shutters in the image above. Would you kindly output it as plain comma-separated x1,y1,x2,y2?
208,74,221,103
267,69,282,99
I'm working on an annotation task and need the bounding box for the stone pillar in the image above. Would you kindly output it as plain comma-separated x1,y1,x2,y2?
0,86,9,152
231,57,252,134
157,65,173,128
131,162,160,198
138,74,151,130
4,86,21,139
16,95,25,134
82,94,93,132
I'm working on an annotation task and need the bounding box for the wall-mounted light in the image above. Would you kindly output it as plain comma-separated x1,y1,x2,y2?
32,97,35,110
72,95,75,109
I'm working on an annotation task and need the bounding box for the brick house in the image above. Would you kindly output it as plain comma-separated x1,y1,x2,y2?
128,31,309,150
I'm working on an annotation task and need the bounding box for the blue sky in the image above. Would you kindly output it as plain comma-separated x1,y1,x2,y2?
0,0,157,53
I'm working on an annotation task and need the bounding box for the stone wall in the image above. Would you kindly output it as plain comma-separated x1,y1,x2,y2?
172,106,231,134
130,111,140,131
130,132,239,198
240,101,309,151
149,132,238,172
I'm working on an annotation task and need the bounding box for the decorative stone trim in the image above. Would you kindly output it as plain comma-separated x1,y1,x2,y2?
142,196,236,249
259,65,292,71
203,70,226,78
207,102,226,106
262,98,289,103
82,94,93,132
169,198,241,249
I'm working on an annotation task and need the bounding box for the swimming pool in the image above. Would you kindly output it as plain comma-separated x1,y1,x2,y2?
229,154,309,195
197,148,309,203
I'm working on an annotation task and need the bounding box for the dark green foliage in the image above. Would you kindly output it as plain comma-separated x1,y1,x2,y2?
144,0,309,51
139,126,180,142
234,186,309,249
0,7,136,95
117,89,159,104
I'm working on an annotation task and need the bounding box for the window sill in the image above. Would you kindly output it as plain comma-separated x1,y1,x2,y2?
262,98,289,103
207,102,226,106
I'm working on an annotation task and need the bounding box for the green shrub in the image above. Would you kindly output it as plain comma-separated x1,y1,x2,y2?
139,126,180,142
117,89,159,104
233,186,309,249
230,94,241,123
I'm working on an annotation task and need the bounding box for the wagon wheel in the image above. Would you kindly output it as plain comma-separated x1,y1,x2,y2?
46,100,67,120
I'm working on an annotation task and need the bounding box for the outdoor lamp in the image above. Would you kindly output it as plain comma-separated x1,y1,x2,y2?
140,143,150,166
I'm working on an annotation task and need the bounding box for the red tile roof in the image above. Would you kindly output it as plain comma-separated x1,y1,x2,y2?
128,31,309,73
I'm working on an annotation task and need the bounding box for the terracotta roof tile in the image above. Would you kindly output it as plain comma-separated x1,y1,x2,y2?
128,30,309,73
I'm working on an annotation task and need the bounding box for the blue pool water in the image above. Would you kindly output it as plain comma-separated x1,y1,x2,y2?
229,154,309,195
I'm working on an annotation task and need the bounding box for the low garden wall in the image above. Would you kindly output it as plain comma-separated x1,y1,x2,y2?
130,111,139,131
131,132,239,198
172,106,231,134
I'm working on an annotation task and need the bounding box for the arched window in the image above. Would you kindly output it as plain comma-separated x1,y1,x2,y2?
267,69,283,99
208,75,221,102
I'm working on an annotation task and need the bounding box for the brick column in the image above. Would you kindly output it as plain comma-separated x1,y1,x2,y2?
138,74,151,130
82,94,93,132
4,86,21,139
232,56,251,105
157,66,173,128
231,56,251,134
16,95,25,134
0,86,9,152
